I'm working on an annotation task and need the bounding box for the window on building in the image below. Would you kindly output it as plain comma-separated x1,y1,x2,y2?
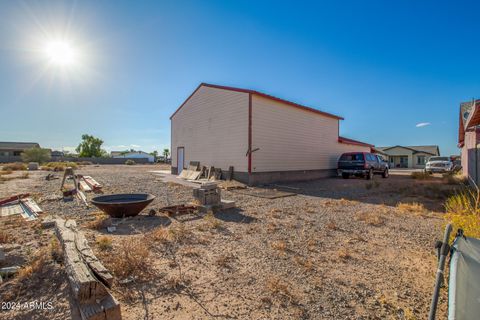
13,151,22,156
417,156,426,165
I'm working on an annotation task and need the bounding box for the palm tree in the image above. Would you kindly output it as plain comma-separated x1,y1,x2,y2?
163,148,170,162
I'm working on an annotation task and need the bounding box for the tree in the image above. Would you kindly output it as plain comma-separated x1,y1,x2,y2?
150,150,158,160
163,148,170,162
76,134,106,158
21,147,51,163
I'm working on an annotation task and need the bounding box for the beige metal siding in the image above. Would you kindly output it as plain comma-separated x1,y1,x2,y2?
251,95,369,172
171,86,249,171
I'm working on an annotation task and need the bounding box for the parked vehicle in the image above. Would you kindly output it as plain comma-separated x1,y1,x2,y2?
425,156,453,174
337,152,389,179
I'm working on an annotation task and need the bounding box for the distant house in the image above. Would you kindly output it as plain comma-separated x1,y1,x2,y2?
375,145,440,169
170,83,373,185
112,151,154,163
458,99,480,184
51,150,64,157
0,142,41,157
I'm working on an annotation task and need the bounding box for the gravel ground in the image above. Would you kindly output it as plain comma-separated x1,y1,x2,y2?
0,164,453,319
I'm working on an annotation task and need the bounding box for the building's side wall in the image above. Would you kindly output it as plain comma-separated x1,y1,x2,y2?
462,130,480,183
171,86,249,173
251,94,369,173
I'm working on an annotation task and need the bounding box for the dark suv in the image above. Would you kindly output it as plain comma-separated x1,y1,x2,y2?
337,152,389,179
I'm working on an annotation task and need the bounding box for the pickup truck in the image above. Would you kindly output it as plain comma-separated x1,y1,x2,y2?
337,152,389,179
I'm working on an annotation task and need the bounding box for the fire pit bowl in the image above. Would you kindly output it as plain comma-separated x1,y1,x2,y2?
91,193,155,218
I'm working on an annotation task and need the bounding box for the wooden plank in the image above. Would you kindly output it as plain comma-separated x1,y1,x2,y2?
0,204,24,217
20,198,43,214
0,194,30,206
79,180,92,192
83,176,102,190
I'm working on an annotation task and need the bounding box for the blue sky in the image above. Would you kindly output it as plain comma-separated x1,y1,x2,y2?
0,0,479,155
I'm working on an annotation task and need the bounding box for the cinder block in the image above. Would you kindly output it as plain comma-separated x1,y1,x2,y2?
221,200,235,209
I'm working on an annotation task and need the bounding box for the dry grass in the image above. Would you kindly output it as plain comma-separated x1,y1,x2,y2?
105,237,152,280
2,162,27,171
265,276,299,305
0,230,13,244
356,212,386,226
84,212,111,230
444,188,480,239
271,240,287,252
50,237,63,263
96,236,113,251
365,181,380,190
411,171,432,180
337,248,352,260
215,254,235,269
396,202,427,215
149,227,175,243
203,212,222,229
149,224,193,245
326,219,338,230
442,172,468,185
17,248,49,281
294,256,314,271
0,169,13,175
41,161,78,171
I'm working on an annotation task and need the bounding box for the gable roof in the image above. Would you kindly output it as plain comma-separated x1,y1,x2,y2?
376,145,439,156
170,83,344,120
338,136,373,148
0,142,40,150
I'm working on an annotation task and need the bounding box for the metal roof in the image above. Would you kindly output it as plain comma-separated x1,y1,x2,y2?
0,142,40,150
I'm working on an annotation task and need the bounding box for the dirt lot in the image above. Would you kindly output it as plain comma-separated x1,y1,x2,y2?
0,164,458,319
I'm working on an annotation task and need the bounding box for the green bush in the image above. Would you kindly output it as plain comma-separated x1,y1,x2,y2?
125,159,136,165
21,147,51,164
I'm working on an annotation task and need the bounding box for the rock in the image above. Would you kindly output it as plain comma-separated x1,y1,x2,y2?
28,162,39,170
107,226,117,233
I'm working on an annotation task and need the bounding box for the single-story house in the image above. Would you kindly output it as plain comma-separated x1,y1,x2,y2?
0,142,41,157
458,99,480,184
112,151,155,163
170,83,373,185
375,145,440,169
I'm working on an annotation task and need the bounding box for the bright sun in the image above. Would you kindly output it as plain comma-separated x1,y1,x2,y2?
44,40,77,66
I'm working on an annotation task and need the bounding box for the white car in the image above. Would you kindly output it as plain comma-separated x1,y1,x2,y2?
425,156,453,174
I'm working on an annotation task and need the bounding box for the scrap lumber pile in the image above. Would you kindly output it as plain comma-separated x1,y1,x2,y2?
178,161,231,183
54,218,121,320
0,194,42,221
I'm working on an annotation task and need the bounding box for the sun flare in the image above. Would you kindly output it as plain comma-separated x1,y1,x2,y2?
44,40,77,66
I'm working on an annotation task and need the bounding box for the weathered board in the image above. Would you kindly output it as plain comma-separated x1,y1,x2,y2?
54,219,120,320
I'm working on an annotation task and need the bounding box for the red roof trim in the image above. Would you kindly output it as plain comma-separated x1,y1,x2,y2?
338,136,374,148
170,83,344,120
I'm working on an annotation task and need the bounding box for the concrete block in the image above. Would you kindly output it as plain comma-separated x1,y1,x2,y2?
221,200,236,209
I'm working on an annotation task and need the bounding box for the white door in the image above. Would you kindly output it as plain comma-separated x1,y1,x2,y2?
177,147,184,174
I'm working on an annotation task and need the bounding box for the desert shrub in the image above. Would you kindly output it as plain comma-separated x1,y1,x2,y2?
442,172,468,185
0,169,12,175
125,159,136,165
21,147,51,163
271,240,287,252
96,236,113,251
444,187,480,238
106,237,151,280
2,162,27,171
411,171,431,180
265,276,299,304
396,202,426,214
41,161,78,171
